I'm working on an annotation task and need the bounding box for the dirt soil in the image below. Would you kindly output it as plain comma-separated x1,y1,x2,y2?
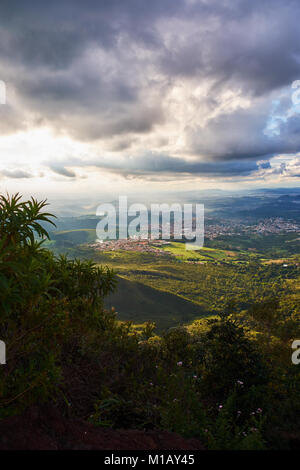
0,406,204,450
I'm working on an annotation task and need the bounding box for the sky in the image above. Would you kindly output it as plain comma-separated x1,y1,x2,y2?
0,0,300,208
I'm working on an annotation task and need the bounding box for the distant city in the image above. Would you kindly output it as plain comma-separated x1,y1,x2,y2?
87,217,300,255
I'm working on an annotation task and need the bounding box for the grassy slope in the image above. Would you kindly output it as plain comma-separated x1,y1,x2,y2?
105,276,207,331
161,241,247,262
94,250,287,317
51,229,97,245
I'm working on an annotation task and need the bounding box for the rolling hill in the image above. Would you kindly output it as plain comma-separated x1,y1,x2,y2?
105,276,207,331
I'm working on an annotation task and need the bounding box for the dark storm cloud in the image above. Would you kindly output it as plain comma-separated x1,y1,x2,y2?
0,0,179,67
0,0,177,138
48,163,76,178
97,154,262,177
2,169,32,178
1,0,300,178
53,153,263,178
187,103,300,161
160,0,300,96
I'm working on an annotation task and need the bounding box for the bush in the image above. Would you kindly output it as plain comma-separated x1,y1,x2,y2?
0,194,116,417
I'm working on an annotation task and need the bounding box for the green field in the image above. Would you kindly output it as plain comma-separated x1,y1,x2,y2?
48,232,300,331
58,244,298,331
161,241,247,262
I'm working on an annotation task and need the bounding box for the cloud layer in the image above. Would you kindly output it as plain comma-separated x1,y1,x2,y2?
0,0,300,185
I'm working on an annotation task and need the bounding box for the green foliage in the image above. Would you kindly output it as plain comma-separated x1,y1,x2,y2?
0,194,116,417
0,193,299,450
0,193,55,247
204,391,266,450
197,318,268,399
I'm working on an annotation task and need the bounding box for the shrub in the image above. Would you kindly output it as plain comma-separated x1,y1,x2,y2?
0,194,116,417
